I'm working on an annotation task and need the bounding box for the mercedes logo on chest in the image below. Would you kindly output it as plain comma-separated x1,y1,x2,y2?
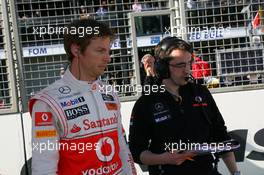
155,103,164,111
58,86,71,94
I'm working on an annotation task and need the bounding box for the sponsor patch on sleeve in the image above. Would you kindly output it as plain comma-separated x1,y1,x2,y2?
102,94,115,101
35,112,53,126
35,130,57,138
192,103,208,107
105,103,118,110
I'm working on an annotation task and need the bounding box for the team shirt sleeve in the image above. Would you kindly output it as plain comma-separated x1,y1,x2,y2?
31,100,60,175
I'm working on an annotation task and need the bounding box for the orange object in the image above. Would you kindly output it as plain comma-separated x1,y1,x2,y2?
105,102,118,110
35,130,57,138
185,157,195,161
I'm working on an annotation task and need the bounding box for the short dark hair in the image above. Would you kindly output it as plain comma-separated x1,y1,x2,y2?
63,19,115,62
154,36,193,60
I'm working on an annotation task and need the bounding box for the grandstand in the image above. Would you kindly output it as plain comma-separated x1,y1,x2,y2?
0,1,264,175
0,0,263,113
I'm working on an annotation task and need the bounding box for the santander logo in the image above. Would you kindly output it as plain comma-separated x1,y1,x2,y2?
70,124,81,133
96,137,115,162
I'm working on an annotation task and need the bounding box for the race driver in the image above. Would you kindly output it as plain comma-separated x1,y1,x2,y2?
29,19,136,175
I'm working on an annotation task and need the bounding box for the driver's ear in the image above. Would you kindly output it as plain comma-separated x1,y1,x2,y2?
70,43,80,58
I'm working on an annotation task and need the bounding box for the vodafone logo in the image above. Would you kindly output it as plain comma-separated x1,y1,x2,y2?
41,113,49,121
35,112,52,126
96,137,115,162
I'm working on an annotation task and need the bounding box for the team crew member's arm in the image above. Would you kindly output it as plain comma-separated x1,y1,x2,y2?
31,100,60,175
203,87,239,174
204,87,230,142
128,97,194,166
221,152,239,174
129,97,152,164
139,150,196,166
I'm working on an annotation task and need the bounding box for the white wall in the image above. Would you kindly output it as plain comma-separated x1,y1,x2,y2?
213,89,264,174
0,113,31,175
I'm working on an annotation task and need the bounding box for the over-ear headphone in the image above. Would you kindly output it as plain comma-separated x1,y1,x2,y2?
154,36,193,80
154,57,170,79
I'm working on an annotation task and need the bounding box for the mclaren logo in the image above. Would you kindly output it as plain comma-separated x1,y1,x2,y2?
195,96,203,103
96,137,115,162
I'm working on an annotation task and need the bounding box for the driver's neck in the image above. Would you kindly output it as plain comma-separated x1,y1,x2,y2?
69,61,96,82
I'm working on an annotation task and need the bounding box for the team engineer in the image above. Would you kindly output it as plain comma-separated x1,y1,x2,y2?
129,37,240,175
29,19,136,175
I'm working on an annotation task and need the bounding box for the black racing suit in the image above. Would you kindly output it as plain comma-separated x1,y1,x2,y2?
129,82,230,175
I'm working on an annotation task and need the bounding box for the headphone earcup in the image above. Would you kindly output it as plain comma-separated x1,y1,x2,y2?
154,59,170,80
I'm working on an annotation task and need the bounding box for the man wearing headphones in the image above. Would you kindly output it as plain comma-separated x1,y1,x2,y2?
29,19,136,175
129,37,240,175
